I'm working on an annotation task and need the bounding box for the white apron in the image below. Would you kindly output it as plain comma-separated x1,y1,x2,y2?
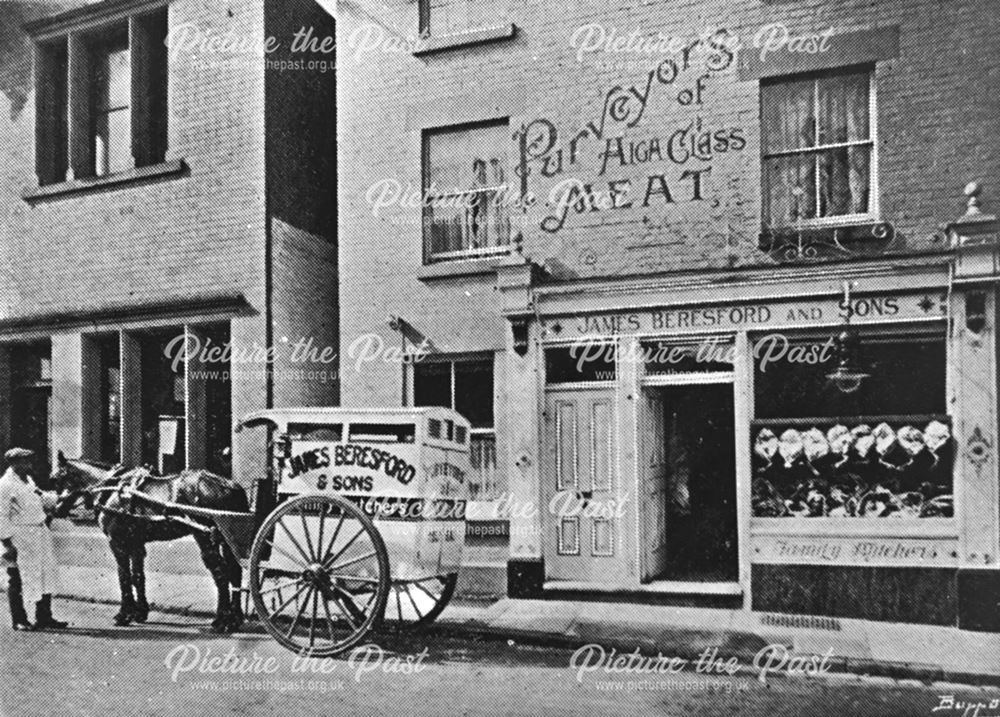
9,524,60,606
0,469,61,606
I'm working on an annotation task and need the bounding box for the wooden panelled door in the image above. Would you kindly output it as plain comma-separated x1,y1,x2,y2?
543,388,629,584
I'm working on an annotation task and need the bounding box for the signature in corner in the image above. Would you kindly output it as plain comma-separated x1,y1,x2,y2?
932,695,1000,717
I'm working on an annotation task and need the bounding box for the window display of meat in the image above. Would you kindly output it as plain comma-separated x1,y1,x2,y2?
751,419,953,518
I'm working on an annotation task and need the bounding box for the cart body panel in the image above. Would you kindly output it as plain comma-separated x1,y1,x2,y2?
238,407,471,581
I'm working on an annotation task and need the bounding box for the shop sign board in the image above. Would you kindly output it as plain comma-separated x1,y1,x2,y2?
546,292,947,339
750,534,959,568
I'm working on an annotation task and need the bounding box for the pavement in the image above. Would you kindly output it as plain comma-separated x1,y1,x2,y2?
12,519,1000,689
12,602,993,717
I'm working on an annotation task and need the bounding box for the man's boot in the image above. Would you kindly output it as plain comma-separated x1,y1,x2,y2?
7,568,32,630
33,594,67,630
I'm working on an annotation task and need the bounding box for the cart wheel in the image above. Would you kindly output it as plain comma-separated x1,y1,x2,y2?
249,494,390,657
383,573,458,631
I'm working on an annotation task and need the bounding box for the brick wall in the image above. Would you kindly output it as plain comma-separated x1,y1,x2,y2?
0,0,268,320
265,0,339,408
336,0,999,405
269,217,339,407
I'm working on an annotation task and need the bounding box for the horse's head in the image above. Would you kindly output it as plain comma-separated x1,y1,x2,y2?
50,451,116,495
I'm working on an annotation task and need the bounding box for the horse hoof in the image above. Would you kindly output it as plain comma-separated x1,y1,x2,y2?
113,616,132,627
133,610,149,623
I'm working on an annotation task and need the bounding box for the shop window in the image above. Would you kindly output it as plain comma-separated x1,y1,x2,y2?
34,7,168,184
750,329,952,519
545,344,616,384
414,356,499,499
423,121,511,263
754,332,944,418
9,342,52,480
419,0,497,36
762,68,874,228
141,330,185,473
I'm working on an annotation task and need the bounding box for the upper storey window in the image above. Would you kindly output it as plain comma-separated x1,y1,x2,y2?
761,68,875,228
32,6,168,186
423,120,511,263
93,36,132,177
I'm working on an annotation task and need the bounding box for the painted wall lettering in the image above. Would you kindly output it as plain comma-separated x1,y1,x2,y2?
514,33,747,235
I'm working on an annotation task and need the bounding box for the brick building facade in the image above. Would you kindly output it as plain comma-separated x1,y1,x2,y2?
0,0,337,488
337,0,1000,628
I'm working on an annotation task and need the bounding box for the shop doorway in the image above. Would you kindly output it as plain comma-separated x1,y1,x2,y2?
641,384,737,583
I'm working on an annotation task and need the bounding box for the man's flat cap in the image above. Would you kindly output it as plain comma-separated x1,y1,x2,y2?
4,447,34,461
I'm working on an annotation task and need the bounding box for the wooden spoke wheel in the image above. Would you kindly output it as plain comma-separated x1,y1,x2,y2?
383,573,458,631
249,494,390,657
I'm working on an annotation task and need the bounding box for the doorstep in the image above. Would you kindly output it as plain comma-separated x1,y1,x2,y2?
542,580,743,596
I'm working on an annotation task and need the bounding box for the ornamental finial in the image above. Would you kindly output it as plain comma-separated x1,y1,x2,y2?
964,181,983,216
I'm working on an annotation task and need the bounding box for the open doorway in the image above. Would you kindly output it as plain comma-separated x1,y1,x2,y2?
646,384,737,582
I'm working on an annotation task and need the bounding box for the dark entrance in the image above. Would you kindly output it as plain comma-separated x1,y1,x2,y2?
10,342,52,483
658,384,737,582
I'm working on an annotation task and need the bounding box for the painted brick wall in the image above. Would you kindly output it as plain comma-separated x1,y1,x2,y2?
265,0,339,408
336,0,999,407
0,0,268,321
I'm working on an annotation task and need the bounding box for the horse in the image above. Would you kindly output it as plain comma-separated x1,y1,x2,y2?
51,452,248,633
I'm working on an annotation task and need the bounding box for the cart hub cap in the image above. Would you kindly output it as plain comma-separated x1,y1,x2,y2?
303,563,329,588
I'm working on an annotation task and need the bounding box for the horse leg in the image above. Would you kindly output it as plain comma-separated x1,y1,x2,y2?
110,541,135,626
194,532,231,633
130,547,149,623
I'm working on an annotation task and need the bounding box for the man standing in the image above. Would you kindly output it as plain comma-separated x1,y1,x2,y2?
0,448,67,630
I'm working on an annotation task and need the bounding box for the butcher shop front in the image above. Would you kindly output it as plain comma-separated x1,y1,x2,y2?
498,252,999,631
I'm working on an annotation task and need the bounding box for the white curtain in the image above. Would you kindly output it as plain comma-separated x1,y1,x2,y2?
763,72,871,227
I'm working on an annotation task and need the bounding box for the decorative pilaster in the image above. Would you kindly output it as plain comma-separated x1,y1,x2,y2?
495,239,544,357
496,242,546,595
946,181,1000,630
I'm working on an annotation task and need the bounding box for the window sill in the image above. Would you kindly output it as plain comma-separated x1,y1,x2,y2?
766,214,882,232
22,159,187,203
413,23,515,56
418,255,507,281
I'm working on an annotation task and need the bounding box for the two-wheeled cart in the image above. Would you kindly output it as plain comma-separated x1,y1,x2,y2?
146,407,470,657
